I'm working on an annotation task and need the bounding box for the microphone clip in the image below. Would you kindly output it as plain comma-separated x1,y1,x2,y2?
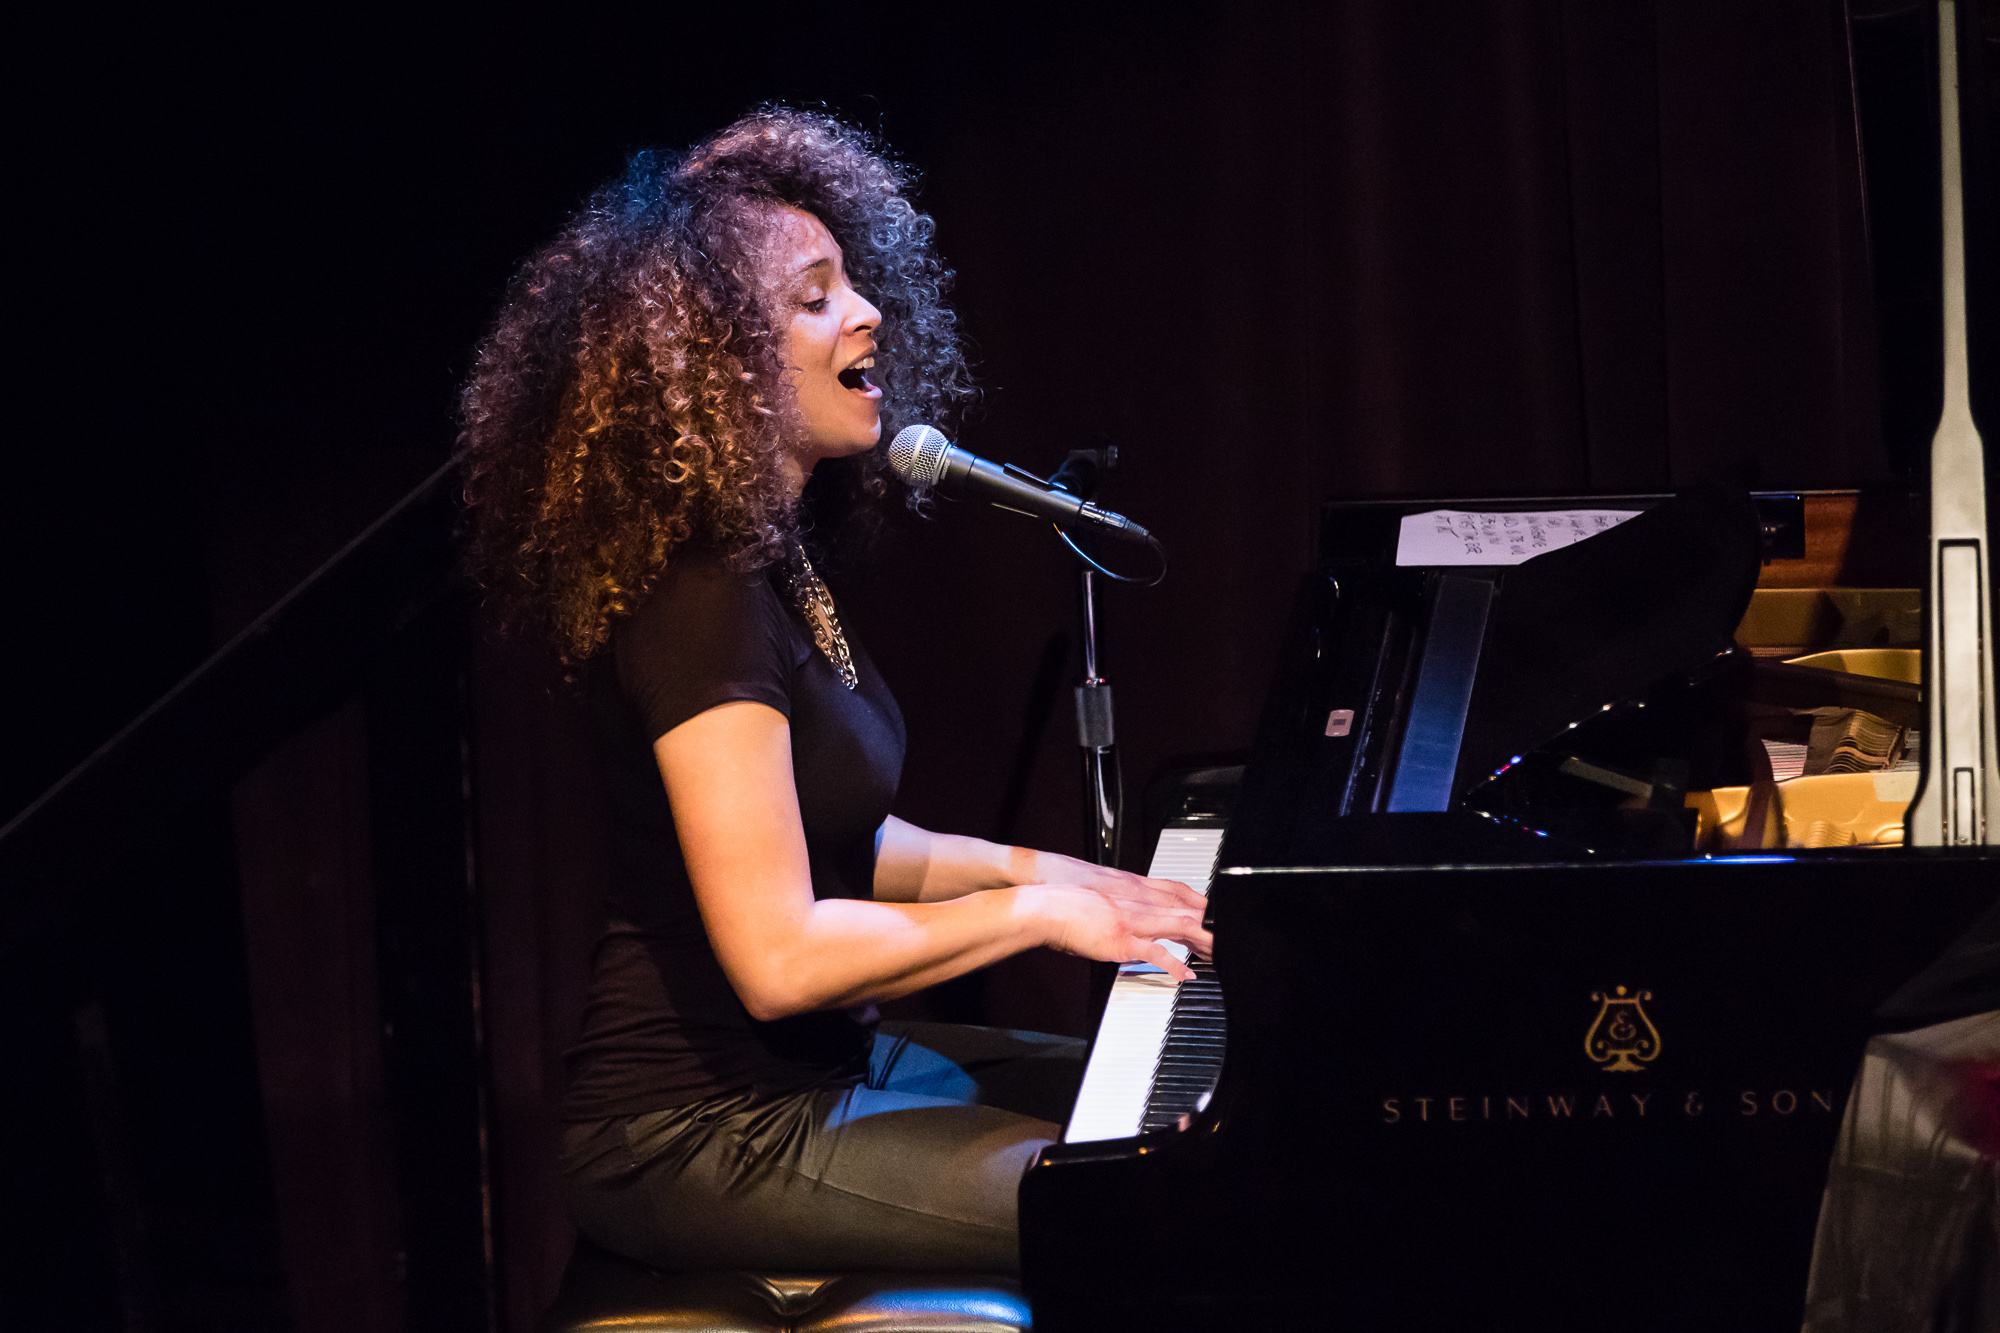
1048,444,1118,503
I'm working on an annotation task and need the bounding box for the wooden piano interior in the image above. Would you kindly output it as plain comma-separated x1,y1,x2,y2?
1695,490,1928,849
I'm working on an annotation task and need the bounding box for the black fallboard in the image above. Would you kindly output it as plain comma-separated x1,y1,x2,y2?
1019,850,1999,1332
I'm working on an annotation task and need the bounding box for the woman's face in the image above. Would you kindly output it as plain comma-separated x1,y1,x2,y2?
768,205,883,486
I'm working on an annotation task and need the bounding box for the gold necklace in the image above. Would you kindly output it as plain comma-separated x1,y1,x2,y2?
785,548,857,690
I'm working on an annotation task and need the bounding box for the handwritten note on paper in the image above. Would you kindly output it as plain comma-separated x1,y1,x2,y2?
1394,508,1643,567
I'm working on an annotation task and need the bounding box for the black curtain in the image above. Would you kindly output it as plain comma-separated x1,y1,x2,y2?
845,0,1887,1032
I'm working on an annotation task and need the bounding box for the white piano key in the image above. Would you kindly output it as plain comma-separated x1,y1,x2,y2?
1064,825,1228,1142
1064,965,1180,1142
1148,827,1222,964
1145,827,1225,895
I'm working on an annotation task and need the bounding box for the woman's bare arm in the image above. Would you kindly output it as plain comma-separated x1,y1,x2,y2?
656,701,1208,1021
873,815,1212,924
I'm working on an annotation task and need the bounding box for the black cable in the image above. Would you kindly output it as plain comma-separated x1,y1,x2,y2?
1053,525,1168,586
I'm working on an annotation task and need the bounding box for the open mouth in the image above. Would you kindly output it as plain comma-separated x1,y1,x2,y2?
837,355,876,392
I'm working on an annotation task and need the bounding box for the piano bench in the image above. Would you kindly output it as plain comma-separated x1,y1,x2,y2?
537,1236,1031,1333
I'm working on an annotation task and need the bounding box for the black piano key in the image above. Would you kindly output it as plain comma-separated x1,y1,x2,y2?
1155,1072,1220,1088
1155,1070,1220,1085
1138,964,1228,1130
1157,1051,1222,1067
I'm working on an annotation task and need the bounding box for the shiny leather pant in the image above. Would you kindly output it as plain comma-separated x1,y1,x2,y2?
559,1022,1086,1274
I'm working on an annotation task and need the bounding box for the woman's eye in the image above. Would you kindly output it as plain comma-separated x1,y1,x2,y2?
803,297,829,313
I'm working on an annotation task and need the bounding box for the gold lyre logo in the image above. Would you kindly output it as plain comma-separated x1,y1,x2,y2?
1584,986,1661,1072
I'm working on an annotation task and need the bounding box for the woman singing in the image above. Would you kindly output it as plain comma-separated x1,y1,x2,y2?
459,110,1209,1274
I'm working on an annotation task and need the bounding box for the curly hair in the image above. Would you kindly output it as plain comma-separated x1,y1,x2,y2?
459,108,975,662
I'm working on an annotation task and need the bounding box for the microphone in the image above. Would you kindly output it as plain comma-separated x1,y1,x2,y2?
885,426,1152,544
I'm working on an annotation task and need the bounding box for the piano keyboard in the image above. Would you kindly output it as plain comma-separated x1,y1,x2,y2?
1063,825,1227,1143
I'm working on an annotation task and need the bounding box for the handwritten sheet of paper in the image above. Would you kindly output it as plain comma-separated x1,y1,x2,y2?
1395,508,1643,567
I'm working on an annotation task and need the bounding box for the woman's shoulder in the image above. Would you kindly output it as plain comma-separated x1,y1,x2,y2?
621,548,798,647
631,546,775,617
612,549,805,726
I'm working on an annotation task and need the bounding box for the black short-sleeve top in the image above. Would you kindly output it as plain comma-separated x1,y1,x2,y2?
563,549,905,1119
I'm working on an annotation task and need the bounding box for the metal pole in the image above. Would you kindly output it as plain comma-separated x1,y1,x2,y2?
1075,565,1121,865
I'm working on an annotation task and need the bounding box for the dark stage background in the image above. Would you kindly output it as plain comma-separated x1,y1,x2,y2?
6,0,1989,1329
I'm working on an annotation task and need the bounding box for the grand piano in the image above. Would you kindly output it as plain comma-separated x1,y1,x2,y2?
1018,3,2000,1328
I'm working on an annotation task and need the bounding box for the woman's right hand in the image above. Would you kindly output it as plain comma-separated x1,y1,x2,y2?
1017,884,1209,982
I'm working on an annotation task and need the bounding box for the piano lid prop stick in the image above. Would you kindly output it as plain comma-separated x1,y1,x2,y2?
1909,0,2000,846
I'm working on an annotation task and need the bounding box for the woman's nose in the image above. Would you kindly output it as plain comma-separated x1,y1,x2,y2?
848,292,882,333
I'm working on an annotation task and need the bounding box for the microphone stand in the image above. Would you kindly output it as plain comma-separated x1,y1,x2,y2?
1052,450,1123,867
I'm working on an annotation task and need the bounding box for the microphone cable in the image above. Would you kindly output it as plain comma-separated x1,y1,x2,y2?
1053,525,1168,586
